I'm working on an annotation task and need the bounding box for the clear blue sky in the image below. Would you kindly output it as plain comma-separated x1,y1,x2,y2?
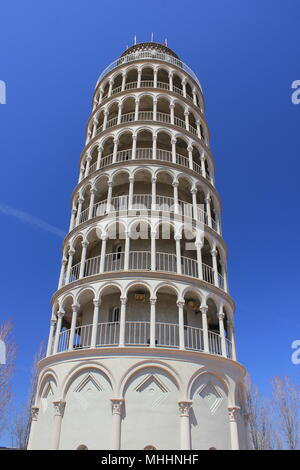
0,0,299,446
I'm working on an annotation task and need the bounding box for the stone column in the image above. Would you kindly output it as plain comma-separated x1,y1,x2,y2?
69,207,77,232
96,144,103,170
112,137,118,163
178,401,192,450
177,300,185,350
79,240,88,279
200,305,209,353
173,181,179,214
218,308,227,357
103,110,109,130
150,298,156,348
65,248,75,284
84,154,92,178
118,298,127,347
121,72,126,91
124,232,130,270
27,406,39,450
151,177,157,210
68,304,79,351
51,401,66,450
153,68,158,88
153,97,157,121
88,187,96,220
46,319,56,356
117,103,122,125
188,145,193,170
58,257,67,289
151,231,156,271
211,245,219,288
100,235,107,273
191,188,198,220
134,97,139,121
110,399,124,450
182,78,187,98
170,102,175,125
91,299,100,348
228,406,240,450
106,182,113,213
192,88,197,106
76,196,84,226
171,137,177,163
128,176,134,210
52,311,64,354
168,71,173,91
108,78,114,97
132,135,137,159
92,117,98,138
175,234,182,274
152,134,157,160
205,193,212,228
227,320,237,361
137,69,142,88
200,152,206,179
184,109,189,131
195,240,203,280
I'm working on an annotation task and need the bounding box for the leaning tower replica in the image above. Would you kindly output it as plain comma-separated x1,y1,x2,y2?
28,42,248,450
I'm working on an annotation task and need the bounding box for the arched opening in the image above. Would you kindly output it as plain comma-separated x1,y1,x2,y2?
156,171,174,210
157,97,170,122
102,136,114,160
156,223,176,273
125,68,138,88
132,169,152,210
93,175,109,218
173,73,183,94
141,67,154,85
125,283,151,345
111,171,130,210
85,228,102,276
139,95,153,120
157,68,169,89
107,101,119,127
70,237,83,282
155,285,179,347
117,131,133,161
136,129,153,159
129,220,151,270
156,131,172,161
105,222,126,271
99,284,122,345
121,96,135,122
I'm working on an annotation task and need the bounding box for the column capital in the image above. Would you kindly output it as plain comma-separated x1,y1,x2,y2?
169,102,175,109
90,186,97,195
113,137,119,145
93,299,101,308
181,77,187,85
68,248,75,256
53,400,66,417
50,318,56,327
31,406,39,421
93,117,98,125
178,401,192,417
128,176,134,183
168,70,174,77
228,406,240,422
151,177,157,183
172,180,179,188
81,240,89,248
120,297,127,305
62,257,68,265
177,300,185,308
86,154,92,161
57,310,65,319
174,234,182,241
187,144,193,152
97,144,104,152
171,137,177,144
150,298,157,306
78,196,85,204
210,248,218,257
72,303,80,313
109,77,114,85
111,398,124,415
191,187,197,194
104,109,109,116
132,134,138,141
218,311,225,321
151,231,157,239
101,233,108,241
200,305,208,314
184,108,190,116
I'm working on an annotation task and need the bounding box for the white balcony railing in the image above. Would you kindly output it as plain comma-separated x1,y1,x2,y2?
66,252,225,290
95,112,198,138
56,321,232,358
84,148,213,185
95,50,202,91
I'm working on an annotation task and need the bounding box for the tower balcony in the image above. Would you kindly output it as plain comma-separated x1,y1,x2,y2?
85,147,213,186
63,251,225,292
95,44,202,93
53,321,233,360
74,194,219,234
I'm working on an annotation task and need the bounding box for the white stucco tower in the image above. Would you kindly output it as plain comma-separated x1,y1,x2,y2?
28,42,248,450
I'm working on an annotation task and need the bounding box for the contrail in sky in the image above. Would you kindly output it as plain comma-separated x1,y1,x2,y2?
0,202,65,238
